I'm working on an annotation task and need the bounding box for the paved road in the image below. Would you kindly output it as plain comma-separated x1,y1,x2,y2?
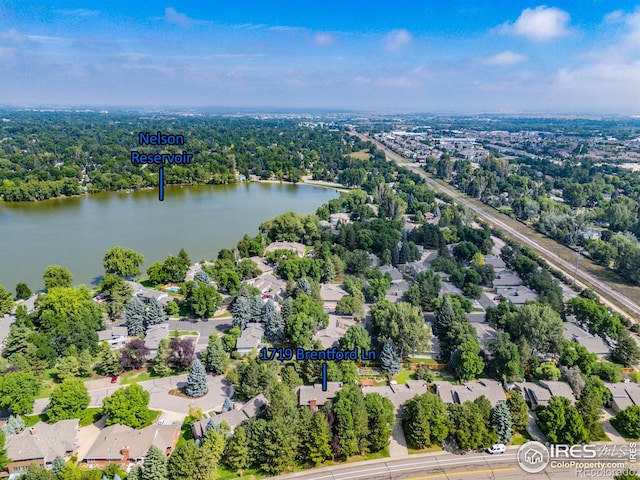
357,133,640,320
267,450,581,480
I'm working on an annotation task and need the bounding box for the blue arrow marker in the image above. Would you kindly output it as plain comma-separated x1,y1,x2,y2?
159,167,164,201
321,362,328,391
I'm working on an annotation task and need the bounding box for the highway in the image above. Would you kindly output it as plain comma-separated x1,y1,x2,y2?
356,132,640,321
267,451,583,480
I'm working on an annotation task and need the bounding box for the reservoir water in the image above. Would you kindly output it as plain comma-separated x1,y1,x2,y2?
0,182,338,291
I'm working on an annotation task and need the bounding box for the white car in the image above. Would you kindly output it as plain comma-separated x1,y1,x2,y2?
486,443,506,454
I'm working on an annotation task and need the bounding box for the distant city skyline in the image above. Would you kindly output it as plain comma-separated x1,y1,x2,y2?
1,1,640,113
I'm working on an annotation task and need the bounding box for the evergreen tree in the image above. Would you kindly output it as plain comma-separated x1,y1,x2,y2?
144,298,164,328
303,411,332,465
222,397,234,412
332,384,369,457
295,277,313,297
148,338,171,377
231,296,251,330
194,270,210,284
124,297,145,336
261,299,277,322
141,445,168,480
490,402,513,444
399,241,411,264
127,466,142,480
202,335,228,375
505,390,529,431
167,440,211,480
380,338,401,375
201,426,226,468
281,296,294,320
391,245,400,266
185,359,208,397
97,344,122,377
264,306,285,343
249,296,263,320
433,296,455,337
51,455,65,475
365,393,395,452
224,426,250,475
1,414,25,435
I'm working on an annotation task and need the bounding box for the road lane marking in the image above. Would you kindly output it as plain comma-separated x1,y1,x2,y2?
407,467,517,479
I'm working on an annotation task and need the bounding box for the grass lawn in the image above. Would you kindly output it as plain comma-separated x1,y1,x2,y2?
217,466,265,480
408,445,443,455
35,382,56,400
394,368,415,385
170,330,198,337
510,432,530,445
120,370,156,385
22,413,48,427
405,357,438,364
79,408,103,427
346,149,372,161
176,417,195,448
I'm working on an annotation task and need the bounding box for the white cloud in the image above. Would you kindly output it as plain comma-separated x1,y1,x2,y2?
482,51,528,66
604,10,625,24
313,32,337,46
0,47,16,60
163,7,193,27
497,6,570,41
384,29,412,51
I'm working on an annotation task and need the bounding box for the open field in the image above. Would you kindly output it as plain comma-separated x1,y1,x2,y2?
346,149,373,161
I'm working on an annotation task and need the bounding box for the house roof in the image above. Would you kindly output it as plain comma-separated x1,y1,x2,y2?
192,394,269,439
298,382,343,407
484,255,507,270
236,323,265,351
539,381,576,404
379,266,403,282
97,327,128,342
320,284,348,303
435,380,506,407
492,273,524,287
144,324,169,350
84,424,179,461
6,419,78,464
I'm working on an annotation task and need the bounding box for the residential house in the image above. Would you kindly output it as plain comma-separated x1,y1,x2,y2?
246,273,286,301
563,319,610,357
484,255,507,272
144,324,169,358
236,323,265,356
84,424,180,469
379,266,403,284
502,286,538,305
127,281,169,306
434,379,506,407
492,272,524,289
5,420,79,476
385,280,410,302
361,381,429,412
329,212,351,227
319,284,348,311
298,382,343,410
263,241,306,258
606,382,640,412
313,315,356,349
513,381,576,409
192,394,269,440
97,326,128,349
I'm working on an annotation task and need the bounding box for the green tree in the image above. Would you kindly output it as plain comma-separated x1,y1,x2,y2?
235,357,277,400
43,265,73,290
103,246,144,278
612,405,640,439
141,445,168,480
380,338,401,375
365,393,395,452
332,384,369,457
99,273,133,320
450,341,484,381
506,390,530,431
125,297,146,336
167,440,211,480
202,334,228,375
15,282,31,300
0,431,8,471
47,378,90,422
448,401,498,451
185,359,208,397
51,455,65,475
301,411,332,465
144,298,164,328
97,343,122,377
611,332,640,367
162,255,189,283
433,296,455,337
165,300,179,316
489,332,523,382
535,362,561,381
0,285,13,315
370,300,430,357
402,392,449,449
509,302,563,354
340,325,372,358
17,463,55,480
0,371,41,414
149,338,171,377
223,426,250,475
186,282,221,318
102,383,153,429
490,402,513,444
537,396,588,444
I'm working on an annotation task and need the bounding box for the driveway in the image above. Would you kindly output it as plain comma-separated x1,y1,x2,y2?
34,373,234,417
165,318,233,351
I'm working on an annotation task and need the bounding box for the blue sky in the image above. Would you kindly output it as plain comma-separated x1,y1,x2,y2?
1,1,640,112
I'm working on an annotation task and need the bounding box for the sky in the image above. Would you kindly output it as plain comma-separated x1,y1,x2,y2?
1,1,640,113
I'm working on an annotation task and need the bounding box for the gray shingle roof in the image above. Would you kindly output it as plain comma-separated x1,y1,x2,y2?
5,419,78,464
84,424,179,461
